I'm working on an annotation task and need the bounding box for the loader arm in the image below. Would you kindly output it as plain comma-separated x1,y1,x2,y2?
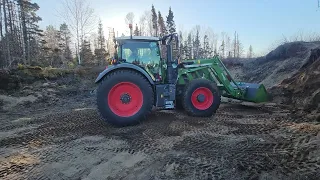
178,55,269,103
181,56,244,99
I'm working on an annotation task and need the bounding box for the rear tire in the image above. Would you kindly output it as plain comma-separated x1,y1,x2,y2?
96,69,154,126
182,78,221,117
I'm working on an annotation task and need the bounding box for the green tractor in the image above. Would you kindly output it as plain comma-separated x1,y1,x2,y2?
95,31,269,126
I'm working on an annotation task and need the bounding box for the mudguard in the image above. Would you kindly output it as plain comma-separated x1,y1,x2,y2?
94,63,155,85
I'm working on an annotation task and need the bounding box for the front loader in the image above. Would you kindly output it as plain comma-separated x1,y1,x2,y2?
94,25,269,126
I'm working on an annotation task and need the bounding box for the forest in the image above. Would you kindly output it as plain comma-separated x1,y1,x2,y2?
0,0,253,69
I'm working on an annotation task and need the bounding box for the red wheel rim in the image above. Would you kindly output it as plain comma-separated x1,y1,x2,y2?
191,87,214,110
107,82,143,117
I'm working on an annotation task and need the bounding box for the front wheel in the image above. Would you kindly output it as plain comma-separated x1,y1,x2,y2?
182,79,221,117
96,69,154,126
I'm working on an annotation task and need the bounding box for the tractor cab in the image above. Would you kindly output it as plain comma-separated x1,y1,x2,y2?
112,36,164,83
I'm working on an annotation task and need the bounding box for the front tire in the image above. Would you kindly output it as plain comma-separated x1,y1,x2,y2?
96,69,154,126
182,78,221,117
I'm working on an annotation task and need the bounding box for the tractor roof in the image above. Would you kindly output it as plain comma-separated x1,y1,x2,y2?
115,36,160,42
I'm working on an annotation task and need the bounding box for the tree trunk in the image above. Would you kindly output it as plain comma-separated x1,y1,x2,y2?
19,0,28,64
0,1,3,38
0,2,2,68
3,0,11,67
7,0,12,33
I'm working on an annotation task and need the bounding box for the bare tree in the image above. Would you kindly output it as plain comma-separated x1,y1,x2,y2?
139,13,146,36
125,12,135,25
236,35,244,58
223,34,231,58
233,31,237,58
138,10,152,36
191,25,201,58
59,0,96,65
220,32,226,58
124,12,135,35
205,27,218,55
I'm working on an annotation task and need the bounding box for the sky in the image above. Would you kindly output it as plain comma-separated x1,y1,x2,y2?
33,0,320,55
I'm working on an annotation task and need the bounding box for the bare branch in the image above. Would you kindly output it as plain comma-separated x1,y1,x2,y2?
58,0,96,64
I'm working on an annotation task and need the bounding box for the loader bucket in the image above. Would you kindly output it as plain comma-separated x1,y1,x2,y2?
236,82,269,103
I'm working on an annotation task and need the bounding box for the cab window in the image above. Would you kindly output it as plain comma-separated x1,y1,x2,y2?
121,41,160,65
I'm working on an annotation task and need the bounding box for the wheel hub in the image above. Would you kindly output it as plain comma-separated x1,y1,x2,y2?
197,94,205,102
107,81,143,117
120,93,131,104
191,87,214,110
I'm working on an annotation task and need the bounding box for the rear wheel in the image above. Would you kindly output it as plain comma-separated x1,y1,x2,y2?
182,79,221,117
96,69,154,126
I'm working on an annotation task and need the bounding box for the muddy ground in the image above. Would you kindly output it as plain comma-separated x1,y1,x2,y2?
1,41,320,180
0,78,319,180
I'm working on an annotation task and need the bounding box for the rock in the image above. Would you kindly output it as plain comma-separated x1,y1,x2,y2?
46,88,58,93
42,83,50,87
22,86,33,90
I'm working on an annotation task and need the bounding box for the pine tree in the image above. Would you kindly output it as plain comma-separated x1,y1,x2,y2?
42,25,60,66
193,26,201,58
233,31,237,58
17,0,42,64
234,33,244,58
221,39,225,58
183,39,188,59
81,39,94,66
178,31,184,58
157,11,166,36
97,20,105,49
151,4,157,36
220,32,225,58
225,35,231,58
186,33,192,59
59,23,72,64
94,20,107,65
203,35,212,58
166,7,176,34
0,0,45,68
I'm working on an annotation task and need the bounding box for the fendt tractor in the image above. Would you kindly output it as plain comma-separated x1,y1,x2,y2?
94,24,269,126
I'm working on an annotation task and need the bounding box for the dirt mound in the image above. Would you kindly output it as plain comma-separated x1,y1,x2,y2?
227,41,320,89
270,48,320,118
225,41,320,118
0,66,104,92
0,69,21,91
0,66,104,114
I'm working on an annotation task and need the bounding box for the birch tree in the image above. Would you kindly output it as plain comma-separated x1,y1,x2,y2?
59,0,96,65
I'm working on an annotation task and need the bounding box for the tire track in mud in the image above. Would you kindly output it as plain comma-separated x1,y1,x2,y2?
0,104,319,180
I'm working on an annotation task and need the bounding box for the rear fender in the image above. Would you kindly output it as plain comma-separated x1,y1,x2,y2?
94,63,155,85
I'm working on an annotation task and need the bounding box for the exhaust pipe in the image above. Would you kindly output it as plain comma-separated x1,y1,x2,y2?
129,24,133,39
